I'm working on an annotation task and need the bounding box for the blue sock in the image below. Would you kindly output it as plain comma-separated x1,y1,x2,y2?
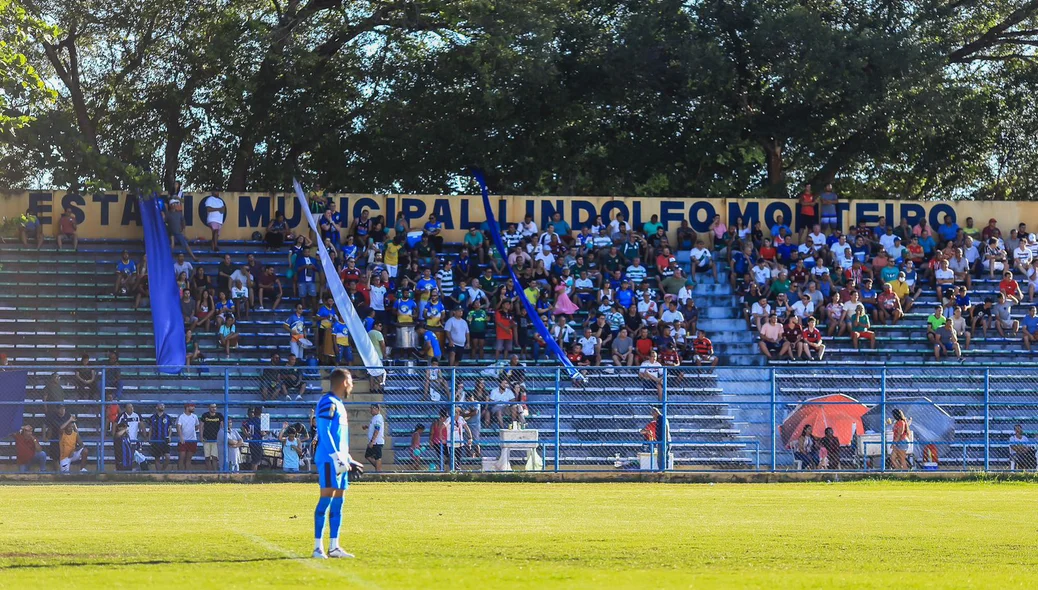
328,496,344,541
314,496,331,539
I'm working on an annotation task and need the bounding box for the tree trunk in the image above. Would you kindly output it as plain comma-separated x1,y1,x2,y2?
761,138,785,196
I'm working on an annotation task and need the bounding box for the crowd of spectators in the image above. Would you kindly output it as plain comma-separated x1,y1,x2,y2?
726,185,1038,362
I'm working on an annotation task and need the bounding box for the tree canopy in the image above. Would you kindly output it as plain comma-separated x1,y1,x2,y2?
3,0,1038,200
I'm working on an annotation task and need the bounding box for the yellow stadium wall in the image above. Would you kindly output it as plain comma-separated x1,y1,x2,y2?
0,191,1033,243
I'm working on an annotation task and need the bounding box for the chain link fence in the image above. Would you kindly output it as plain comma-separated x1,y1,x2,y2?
3,364,1038,474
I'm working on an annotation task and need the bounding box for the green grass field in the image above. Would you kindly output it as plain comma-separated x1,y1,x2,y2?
0,481,1035,588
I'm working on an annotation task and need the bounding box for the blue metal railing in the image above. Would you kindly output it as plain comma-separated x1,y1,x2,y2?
0,365,1036,474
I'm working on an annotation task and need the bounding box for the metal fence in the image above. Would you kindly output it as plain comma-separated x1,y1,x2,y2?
2,364,1037,474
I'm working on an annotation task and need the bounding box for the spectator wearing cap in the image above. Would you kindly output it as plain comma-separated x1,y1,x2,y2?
11,424,47,472
981,218,1001,243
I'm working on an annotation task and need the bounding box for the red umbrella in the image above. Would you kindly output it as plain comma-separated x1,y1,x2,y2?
780,394,868,447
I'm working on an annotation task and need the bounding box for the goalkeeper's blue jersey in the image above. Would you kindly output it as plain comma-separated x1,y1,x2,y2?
315,392,348,464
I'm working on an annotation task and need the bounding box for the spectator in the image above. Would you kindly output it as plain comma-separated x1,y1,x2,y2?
56,207,78,251
638,350,664,400
73,354,97,400
950,305,972,351
200,403,224,471
265,210,290,250
983,238,1007,278
1009,425,1036,470
58,421,90,473
802,317,826,361
202,193,227,251
416,323,442,362
117,402,141,443
692,330,718,367
363,404,385,472
999,270,1022,304
176,403,200,471
185,329,203,366
295,245,320,311
256,266,284,310
444,307,470,366
758,315,784,360
231,279,250,320
890,408,912,470
279,422,303,473
992,293,1020,339
113,250,138,296
488,380,517,428
226,420,244,472
281,354,307,400
261,354,286,401
1021,306,1038,352
494,301,515,361
284,303,309,359
781,316,804,361
818,426,841,469
146,403,173,471
113,422,135,472
424,214,445,251
612,327,635,367
849,304,876,351
792,424,818,469
42,372,65,403
18,207,44,249
219,315,240,356
11,424,47,472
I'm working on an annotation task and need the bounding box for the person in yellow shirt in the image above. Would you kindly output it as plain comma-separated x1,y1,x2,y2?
59,422,89,473
890,272,914,312
384,237,404,278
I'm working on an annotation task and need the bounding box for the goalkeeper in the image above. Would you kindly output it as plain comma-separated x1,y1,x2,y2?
312,368,364,559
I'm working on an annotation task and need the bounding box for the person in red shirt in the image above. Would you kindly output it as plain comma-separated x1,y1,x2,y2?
566,343,589,366
1000,271,1021,304
692,330,718,367
798,184,816,240
634,327,654,363
782,316,804,361
494,301,515,361
659,343,681,368
12,424,47,472
759,238,777,261
907,237,925,265
57,207,78,251
801,317,826,360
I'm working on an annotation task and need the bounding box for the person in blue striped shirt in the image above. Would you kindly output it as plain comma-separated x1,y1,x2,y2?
313,369,363,559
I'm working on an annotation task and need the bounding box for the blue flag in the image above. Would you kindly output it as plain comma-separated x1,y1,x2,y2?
470,169,582,380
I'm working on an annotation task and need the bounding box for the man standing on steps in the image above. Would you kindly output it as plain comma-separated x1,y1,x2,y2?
201,404,224,471
202,193,226,252
364,404,385,473
313,369,364,559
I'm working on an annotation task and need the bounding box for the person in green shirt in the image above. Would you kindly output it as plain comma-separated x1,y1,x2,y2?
466,300,489,361
478,269,496,293
770,271,792,298
463,227,486,264
660,270,686,296
850,304,876,350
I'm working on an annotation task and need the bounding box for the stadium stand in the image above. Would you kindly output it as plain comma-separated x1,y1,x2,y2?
2,191,1038,472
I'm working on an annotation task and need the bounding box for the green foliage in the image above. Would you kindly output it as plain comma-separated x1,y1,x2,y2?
0,0,58,138
4,0,1038,199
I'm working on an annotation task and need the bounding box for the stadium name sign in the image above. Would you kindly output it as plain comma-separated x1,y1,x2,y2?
0,191,1027,242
